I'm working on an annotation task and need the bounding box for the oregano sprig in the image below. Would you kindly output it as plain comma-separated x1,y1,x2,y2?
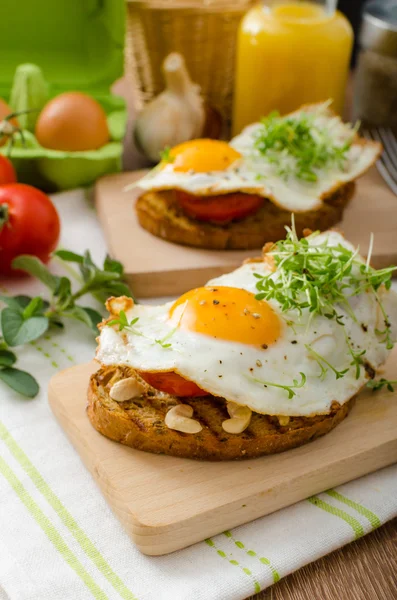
0,250,133,398
0,339,39,398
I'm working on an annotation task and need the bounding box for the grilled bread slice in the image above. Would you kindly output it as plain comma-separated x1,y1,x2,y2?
87,365,354,461
135,182,355,250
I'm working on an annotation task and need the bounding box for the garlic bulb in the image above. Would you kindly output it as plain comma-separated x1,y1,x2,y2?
134,53,205,162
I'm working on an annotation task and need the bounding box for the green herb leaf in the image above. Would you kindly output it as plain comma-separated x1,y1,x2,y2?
0,294,33,311
79,307,103,332
107,311,142,337
154,325,178,350
0,349,17,367
65,250,135,304
22,297,44,320
367,378,397,392
107,310,129,330
53,249,84,264
0,367,39,398
53,276,72,308
160,146,175,164
12,256,59,291
103,255,123,275
1,308,49,346
93,281,133,304
305,344,349,380
248,371,306,399
62,306,96,330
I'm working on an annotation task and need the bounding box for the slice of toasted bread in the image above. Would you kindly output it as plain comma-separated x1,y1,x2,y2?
135,182,355,250
87,366,354,461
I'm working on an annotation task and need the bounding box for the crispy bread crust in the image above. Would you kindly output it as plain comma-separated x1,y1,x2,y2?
135,182,355,250
87,366,354,461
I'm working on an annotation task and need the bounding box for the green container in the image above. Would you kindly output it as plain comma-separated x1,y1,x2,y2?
0,0,127,190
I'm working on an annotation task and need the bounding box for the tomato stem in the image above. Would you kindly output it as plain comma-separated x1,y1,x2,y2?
0,203,9,230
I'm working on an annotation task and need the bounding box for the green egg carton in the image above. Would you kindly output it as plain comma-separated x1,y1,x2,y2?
0,0,126,191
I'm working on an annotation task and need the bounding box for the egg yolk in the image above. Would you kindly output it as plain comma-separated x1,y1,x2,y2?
169,286,281,347
164,139,241,173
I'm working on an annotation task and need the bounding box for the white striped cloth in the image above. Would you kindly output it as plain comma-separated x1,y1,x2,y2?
0,189,396,600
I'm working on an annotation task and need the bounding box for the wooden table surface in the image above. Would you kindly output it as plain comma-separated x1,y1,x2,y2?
112,77,397,600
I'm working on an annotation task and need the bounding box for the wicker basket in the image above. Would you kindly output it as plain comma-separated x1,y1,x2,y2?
125,0,255,128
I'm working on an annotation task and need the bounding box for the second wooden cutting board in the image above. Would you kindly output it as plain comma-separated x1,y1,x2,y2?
96,167,397,297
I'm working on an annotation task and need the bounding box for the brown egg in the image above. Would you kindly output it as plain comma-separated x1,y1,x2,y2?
35,92,109,151
0,98,19,147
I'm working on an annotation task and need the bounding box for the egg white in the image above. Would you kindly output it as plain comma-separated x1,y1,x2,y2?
97,232,397,417
135,104,381,214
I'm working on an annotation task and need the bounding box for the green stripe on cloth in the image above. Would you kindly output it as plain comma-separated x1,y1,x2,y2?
0,454,108,600
29,341,60,369
325,489,381,529
44,335,75,364
205,538,261,594
308,496,365,539
223,531,280,583
0,422,137,600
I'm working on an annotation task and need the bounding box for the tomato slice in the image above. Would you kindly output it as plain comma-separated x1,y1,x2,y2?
138,371,207,397
175,191,263,223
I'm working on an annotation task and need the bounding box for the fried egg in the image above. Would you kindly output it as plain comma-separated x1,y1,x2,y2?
135,104,381,213
97,231,397,417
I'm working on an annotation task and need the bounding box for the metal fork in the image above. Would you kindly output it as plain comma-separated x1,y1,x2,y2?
363,126,397,196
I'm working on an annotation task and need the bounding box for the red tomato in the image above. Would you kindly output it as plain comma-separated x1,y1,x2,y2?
0,155,16,185
175,191,263,223
138,371,207,397
0,184,60,275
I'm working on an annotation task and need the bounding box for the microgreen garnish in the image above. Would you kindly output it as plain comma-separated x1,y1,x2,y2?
109,311,177,349
160,146,175,164
253,108,356,182
0,250,133,398
247,372,306,399
255,222,395,339
374,292,394,350
304,344,349,380
343,331,366,380
155,339,172,349
108,311,141,335
367,378,397,392
254,219,396,388
154,326,177,350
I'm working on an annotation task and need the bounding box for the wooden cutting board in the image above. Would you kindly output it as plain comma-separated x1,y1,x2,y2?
95,167,397,298
49,351,397,556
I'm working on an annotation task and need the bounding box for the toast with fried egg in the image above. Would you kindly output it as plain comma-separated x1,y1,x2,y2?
89,228,397,460
136,181,355,250
133,104,380,250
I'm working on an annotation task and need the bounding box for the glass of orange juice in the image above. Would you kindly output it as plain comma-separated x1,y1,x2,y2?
232,0,353,134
